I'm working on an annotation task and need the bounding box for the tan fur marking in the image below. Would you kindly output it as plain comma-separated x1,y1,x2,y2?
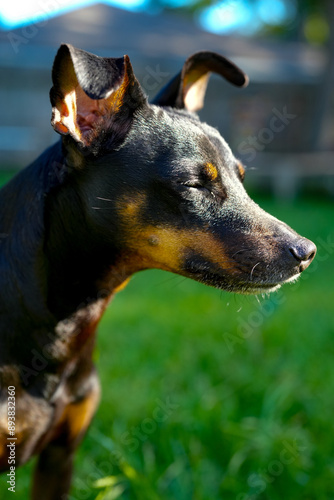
237,162,245,181
123,224,236,275
118,193,238,277
59,387,100,444
106,59,130,114
204,162,218,181
113,278,131,294
139,227,235,273
184,73,209,112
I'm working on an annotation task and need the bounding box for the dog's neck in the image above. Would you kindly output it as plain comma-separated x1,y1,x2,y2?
44,153,133,321
0,142,132,363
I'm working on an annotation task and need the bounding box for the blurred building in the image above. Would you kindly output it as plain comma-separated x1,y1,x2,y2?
0,2,333,197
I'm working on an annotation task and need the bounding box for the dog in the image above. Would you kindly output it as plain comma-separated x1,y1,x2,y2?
0,44,316,499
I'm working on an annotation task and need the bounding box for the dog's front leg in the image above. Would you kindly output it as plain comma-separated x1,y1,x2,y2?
31,375,100,500
32,441,75,500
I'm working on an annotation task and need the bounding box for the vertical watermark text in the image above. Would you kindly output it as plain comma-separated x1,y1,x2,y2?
7,386,16,493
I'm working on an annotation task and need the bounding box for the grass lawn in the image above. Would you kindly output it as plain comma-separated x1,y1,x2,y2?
0,168,333,499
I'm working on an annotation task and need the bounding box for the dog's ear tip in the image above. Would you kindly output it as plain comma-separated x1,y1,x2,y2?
52,44,75,74
55,43,90,67
239,73,249,88
153,50,249,109
56,43,72,55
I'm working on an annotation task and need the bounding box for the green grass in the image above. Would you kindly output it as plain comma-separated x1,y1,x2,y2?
0,171,333,499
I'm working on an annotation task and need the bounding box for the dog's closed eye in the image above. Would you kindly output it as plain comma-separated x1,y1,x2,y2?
182,180,211,194
179,162,225,198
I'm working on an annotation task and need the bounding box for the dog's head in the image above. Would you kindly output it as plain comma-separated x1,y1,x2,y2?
50,44,316,294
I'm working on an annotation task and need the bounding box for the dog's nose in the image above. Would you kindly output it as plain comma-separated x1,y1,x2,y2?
289,238,317,272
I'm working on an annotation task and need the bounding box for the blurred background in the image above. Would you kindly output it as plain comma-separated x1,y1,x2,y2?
1,0,334,198
1,1,334,499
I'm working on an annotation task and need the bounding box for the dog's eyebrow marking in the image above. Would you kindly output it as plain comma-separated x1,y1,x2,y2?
237,162,246,181
116,193,147,223
203,162,218,181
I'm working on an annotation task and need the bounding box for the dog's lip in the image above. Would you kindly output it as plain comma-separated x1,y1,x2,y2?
183,265,301,295
234,272,301,294
238,282,282,294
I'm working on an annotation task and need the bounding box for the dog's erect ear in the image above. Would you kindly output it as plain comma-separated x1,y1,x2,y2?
152,51,248,112
50,44,146,148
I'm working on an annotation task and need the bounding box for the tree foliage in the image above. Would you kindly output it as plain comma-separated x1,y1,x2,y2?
148,0,331,44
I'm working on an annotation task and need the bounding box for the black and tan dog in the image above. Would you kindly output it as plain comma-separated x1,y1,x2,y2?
0,44,316,499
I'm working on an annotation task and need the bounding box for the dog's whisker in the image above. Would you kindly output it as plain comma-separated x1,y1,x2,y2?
91,206,115,210
250,261,261,281
96,196,113,202
231,248,252,259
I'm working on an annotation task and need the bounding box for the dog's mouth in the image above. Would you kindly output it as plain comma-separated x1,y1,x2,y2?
231,272,301,295
182,257,302,295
